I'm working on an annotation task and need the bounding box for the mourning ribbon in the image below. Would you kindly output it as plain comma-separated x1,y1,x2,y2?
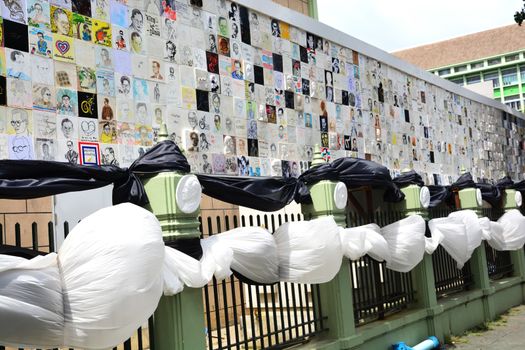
0,141,190,207
0,245,46,259
393,170,425,188
418,173,506,208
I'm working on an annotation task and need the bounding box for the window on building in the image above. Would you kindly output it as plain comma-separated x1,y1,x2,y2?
504,95,521,111
519,65,525,82
488,57,501,66
466,74,481,85
505,100,522,111
471,61,484,69
502,67,518,86
454,65,467,73
438,68,451,76
505,53,520,62
449,77,464,86
483,71,500,88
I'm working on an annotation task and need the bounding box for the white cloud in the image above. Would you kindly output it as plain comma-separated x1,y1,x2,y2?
318,0,520,52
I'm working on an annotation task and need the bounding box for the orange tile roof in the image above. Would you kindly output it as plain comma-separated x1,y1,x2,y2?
392,24,525,70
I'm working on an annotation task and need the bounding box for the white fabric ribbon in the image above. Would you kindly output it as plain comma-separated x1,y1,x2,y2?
485,209,525,251
163,214,426,289
0,204,434,349
162,226,279,295
382,215,427,273
339,223,390,262
0,203,165,349
427,209,525,268
427,210,483,268
274,216,343,283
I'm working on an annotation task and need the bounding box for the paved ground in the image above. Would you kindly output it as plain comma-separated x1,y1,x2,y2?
446,305,525,349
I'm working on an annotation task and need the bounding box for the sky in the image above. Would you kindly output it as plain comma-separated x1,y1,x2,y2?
317,0,521,52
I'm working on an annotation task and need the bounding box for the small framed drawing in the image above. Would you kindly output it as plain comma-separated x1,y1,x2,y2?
78,141,100,165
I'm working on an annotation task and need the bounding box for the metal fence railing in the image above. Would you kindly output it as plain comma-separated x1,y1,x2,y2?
201,213,327,350
428,207,473,298
482,208,514,280
346,211,416,326
432,246,473,297
0,221,153,350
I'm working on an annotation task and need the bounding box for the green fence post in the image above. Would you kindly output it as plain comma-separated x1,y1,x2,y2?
142,127,206,350
301,146,362,349
502,189,525,290
398,180,442,341
458,186,495,321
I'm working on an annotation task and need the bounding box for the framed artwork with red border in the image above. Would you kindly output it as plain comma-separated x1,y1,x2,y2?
78,141,100,165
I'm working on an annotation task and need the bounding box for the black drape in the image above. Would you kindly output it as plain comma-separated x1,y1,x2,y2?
197,175,301,212
0,245,46,259
331,157,405,202
0,141,190,207
427,185,453,208
476,183,502,207
393,170,425,188
450,172,476,191
497,176,515,189
0,147,406,212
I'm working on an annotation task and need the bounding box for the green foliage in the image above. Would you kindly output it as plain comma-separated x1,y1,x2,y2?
515,0,525,25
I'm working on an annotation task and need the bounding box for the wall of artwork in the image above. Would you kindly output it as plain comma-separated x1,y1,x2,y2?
0,0,523,185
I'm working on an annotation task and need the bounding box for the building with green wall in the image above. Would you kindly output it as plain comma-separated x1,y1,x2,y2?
394,24,525,112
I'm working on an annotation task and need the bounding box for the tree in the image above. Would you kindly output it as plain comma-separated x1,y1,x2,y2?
515,0,525,25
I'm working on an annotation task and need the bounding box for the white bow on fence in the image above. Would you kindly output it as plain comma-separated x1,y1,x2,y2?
427,209,525,268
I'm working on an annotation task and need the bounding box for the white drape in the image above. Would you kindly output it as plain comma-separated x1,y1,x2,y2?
0,203,165,349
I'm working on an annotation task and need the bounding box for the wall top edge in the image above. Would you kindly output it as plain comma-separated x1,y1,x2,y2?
238,0,525,119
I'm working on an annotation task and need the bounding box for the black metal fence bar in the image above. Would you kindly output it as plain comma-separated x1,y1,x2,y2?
482,208,514,280
432,246,473,297
485,242,514,280
202,213,327,350
0,221,153,350
346,211,416,326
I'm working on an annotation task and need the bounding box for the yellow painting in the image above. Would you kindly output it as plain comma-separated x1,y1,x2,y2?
50,6,72,37
92,19,112,47
53,34,75,62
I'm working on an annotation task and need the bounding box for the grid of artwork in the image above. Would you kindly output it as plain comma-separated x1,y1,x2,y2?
0,0,523,184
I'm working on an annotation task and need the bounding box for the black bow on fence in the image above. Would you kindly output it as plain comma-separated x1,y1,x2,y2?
0,141,406,212
0,140,519,211
0,141,190,207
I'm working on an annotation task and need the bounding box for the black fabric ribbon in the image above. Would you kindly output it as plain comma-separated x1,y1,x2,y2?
476,183,501,207
331,157,405,202
450,172,476,191
427,185,454,208
0,245,46,259
508,177,525,195
197,175,302,212
426,172,506,208
391,171,450,208
497,176,515,189
393,170,425,188
426,173,475,208
199,157,405,210
0,141,190,207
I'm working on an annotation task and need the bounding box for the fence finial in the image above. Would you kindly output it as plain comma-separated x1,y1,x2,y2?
311,144,325,167
158,123,169,142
